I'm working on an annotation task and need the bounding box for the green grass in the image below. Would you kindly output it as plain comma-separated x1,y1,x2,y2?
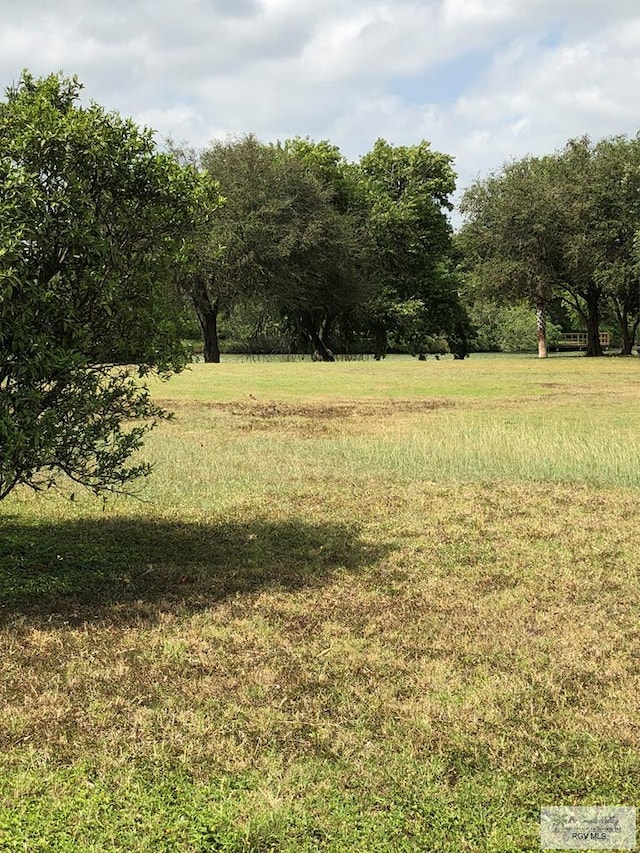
1,356,640,851
151,351,640,402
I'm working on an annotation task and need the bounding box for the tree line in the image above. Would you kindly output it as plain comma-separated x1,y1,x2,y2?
1,71,639,500
173,133,469,363
175,130,640,364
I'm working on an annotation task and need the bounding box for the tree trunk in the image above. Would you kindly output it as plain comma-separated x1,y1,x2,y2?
535,301,548,359
632,317,640,354
298,312,335,362
195,295,221,363
613,297,638,356
310,328,335,362
584,287,603,357
373,322,387,361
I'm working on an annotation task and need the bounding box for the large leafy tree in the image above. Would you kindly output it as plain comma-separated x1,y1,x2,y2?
178,134,287,363
277,138,369,359
0,72,215,500
459,155,562,358
182,135,365,362
552,137,609,356
561,136,640,355
358,139,468,358
460,135,640,357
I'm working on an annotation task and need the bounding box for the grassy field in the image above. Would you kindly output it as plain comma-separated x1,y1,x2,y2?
1,355,639,851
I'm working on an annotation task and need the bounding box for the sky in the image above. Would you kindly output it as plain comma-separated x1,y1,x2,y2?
1,0,639,212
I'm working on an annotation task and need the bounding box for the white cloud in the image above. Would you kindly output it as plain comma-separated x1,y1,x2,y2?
0,0,638,209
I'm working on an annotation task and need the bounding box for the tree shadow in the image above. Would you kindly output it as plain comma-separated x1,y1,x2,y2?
0,514,390,628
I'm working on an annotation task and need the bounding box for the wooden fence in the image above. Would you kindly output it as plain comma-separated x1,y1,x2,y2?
556,332,610,350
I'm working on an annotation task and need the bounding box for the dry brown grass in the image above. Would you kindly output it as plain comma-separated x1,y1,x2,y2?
3,482,639,774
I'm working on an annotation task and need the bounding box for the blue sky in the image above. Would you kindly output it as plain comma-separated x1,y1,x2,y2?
391,51,493,107
1,0,639,215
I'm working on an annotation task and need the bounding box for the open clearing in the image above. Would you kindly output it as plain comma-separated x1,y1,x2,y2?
1,355,639,851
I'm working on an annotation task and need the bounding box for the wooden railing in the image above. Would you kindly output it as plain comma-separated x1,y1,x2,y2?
556,332,610,349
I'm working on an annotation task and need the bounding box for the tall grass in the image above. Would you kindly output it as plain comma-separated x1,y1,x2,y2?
325,415,640,486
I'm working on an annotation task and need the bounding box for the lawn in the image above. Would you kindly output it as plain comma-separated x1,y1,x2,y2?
1,355,639,851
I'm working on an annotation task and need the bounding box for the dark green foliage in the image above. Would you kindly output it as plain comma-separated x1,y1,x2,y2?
180,135,368,362
357,139,469,358
459,155,561,307
275,138,370,361
0,72,214,499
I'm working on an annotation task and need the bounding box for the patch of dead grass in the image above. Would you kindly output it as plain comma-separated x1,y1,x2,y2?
156,397,458,439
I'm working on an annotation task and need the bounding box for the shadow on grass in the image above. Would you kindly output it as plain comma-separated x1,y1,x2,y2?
0,515,389,627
